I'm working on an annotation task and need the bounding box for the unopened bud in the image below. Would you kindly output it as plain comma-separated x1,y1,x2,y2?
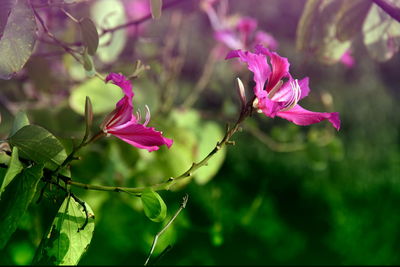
236,77,246,107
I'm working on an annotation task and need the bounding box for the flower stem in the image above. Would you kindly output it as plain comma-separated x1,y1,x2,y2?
53,131,106,175
64,104,251,194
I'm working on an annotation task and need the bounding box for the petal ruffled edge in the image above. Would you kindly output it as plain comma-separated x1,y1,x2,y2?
225,49,271,95
106,73,134,98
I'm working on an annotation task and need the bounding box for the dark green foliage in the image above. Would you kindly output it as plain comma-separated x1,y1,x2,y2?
0,164,44,249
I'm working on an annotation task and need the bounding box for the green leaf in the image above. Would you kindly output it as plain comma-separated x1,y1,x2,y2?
336,0,372,42
79,17,99,56
141,189,167,222
150,0,163,19
0,150,11,165
32,195,95,265
8,125,67,171
82,48,96,77
0,0,37,80
0,164,44,249
69,77,123,115
91,0,126,63
84,96,93,142
0,0,16,37
363,4,400,61
10,110,30,136
82,49,94,71
296,0,351,64
0,147,23,198
194,122,226,185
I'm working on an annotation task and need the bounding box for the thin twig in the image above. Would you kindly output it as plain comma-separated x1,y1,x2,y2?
182,47,219,108
372,0,400,23
100,0,188,36
32,6,105,80
144,194,189,266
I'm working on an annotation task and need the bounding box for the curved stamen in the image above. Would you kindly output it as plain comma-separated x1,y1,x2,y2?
280,79,301,112
136,109,142,123
267,80,283,99
144,105,151,126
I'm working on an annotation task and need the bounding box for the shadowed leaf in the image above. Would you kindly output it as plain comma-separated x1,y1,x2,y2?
0,147,23,198
10,111,30,136
79,17,99,56
0,0,37,80
32,195,95,265
0,164,44,249
8,125,67,171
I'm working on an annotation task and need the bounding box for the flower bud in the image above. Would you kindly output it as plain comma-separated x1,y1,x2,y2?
236,77,246,107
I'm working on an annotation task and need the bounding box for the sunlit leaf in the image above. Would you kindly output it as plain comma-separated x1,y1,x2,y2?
8,125,67,171
0,164,44,249
91,0,127,63
0,0,37,80
32,195,95,265
10,111,30,136
0,147,23,198
69,77,123,115
194,122,226,185
363,4,400,61
296,0,351,64
150,0,163,19
141,189,167,222
79,17,99,56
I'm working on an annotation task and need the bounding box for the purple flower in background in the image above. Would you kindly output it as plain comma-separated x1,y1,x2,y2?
340,50,355,68
123,0,150,36
101,73,173,151
201,0,278,51
226,45,340,130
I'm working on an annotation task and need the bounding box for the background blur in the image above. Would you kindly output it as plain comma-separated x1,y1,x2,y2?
1,0,400,265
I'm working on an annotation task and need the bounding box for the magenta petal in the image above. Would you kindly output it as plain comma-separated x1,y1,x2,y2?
108,122,173,152
229,50,271,95
215,30,242,50
276,105,341,130
106,73,134,98
102,96,135,129
265,51,290,92
225,49,241,59
254,31,278,50
298,77,310,100
236,17,257,35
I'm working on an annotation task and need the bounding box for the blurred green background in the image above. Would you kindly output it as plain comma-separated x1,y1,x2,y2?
1,0,400,265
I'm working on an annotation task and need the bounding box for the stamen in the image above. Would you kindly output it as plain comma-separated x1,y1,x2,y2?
267,80,283,99
280,79,301,112
144,105,151,126
136,109,142,122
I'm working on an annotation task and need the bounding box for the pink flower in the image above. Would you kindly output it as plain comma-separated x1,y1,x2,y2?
202,1,277,51
226,45,340,130
101,73,173,152
340,50,355,68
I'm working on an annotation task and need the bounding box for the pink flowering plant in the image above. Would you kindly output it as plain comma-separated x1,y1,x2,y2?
0,0,398,265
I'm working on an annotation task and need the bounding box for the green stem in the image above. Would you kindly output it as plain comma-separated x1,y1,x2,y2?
64,107,250,194
53,131,105,175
